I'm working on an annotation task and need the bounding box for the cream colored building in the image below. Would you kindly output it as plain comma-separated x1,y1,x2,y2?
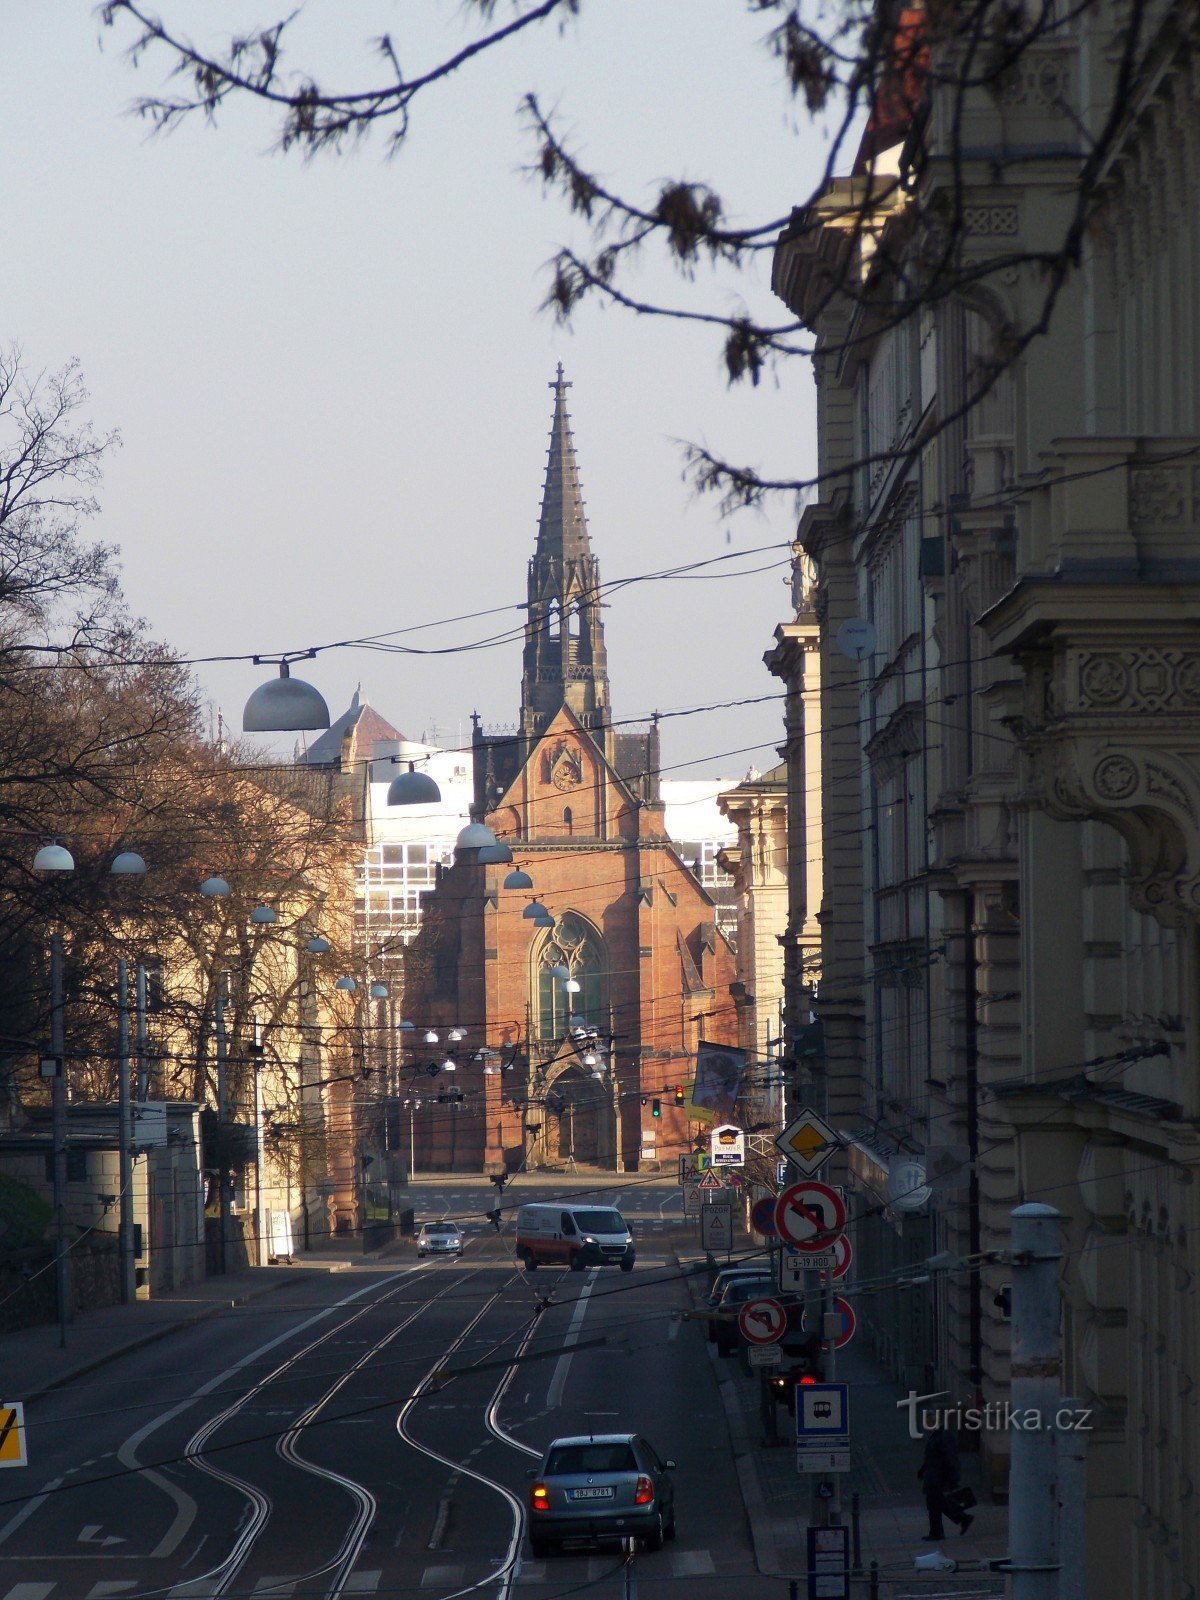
772,1,1200,1587
716,764,789,1105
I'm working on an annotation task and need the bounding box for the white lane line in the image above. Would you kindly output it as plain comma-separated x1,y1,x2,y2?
546,1277,595,1410
341,1573,381,1593
4,1586,55,1600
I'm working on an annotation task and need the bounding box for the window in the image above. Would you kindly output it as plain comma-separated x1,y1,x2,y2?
564,806,573,835
536,913,608,1039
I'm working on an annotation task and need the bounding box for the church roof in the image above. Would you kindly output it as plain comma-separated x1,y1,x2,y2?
301,688,403,767
535,364,592,564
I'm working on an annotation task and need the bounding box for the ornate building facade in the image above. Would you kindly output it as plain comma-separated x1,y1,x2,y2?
773,2,1200,1587
402,370,738,1173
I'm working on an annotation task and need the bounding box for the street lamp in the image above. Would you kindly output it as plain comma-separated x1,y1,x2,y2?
33,842,74,872
200,875,231,898
387,762,441,805
335,976,357,993
307,935,331,955
504,867,533,890
242,659,330,732
250,904,278,925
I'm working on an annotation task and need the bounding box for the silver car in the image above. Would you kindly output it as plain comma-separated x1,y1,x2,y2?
417,1221,463,1257
527,1433,676,1555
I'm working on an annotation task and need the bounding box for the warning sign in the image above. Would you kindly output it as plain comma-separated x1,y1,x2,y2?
0,1403,27,1468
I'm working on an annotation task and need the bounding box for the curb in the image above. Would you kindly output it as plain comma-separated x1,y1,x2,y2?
674,1248,782,1578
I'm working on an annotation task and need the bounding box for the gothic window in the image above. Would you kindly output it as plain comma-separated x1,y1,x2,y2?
564,806,573,835
568,603,580,637
535,912,607,1040
547,599,561,638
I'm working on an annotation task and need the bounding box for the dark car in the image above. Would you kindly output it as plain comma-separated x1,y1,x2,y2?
710,1275,775,1355
704,1265,772,1343
527,1433,676,1556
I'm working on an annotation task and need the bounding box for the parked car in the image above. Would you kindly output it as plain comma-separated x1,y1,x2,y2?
515,1203,635,1271
703,1264,773,1342
710,1275,775,1355
417,1221,463,1257
527,1433,676,1556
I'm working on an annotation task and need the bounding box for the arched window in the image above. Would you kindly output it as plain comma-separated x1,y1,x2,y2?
568,603,580,638
536,913,607,1040
564,806,573,835
547,599,561,638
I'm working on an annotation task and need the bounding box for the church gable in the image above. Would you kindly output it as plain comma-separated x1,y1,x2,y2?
489,705,638,842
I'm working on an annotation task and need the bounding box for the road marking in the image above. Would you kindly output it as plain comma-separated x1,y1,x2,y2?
250,1583,296,1597
87,1585,139,1598
546,1277,595,1409
341,1574,381,1593
420,1566,464,1587
3,1586,55,1600
671,1550,716,1575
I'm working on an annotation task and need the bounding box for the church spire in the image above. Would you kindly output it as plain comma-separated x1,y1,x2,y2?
520,367,611,744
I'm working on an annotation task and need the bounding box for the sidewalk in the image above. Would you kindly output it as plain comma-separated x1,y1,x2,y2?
1,1230,408,1405
677,1244,1009,1592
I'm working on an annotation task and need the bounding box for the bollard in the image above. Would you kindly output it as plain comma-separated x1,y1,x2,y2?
869,1557,880,1598
851,1490,862,1573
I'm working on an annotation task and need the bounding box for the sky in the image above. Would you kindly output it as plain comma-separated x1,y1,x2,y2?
7,3,827,779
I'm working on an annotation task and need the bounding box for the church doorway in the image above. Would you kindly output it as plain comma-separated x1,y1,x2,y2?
542,1063,608,1167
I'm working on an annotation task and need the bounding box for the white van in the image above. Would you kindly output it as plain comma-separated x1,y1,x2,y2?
515,1203,635,1272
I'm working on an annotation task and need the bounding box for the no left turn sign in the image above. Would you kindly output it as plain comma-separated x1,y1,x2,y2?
737,1297,787,1345
774,1180,847,1249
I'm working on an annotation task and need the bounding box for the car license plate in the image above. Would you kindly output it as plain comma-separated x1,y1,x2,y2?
570,1487,614,1500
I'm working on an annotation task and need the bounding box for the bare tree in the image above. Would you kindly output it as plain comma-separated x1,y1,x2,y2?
98,0,1159,505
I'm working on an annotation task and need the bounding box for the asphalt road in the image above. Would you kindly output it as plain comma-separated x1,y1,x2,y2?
0,1177,781,1600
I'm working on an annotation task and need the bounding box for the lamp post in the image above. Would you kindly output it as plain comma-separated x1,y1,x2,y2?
49,930,69,1347
116,960,137,1305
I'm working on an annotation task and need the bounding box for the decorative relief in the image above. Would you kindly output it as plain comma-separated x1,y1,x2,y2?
545,741,583,792
1129,467,1187,527
1001,52,1071,109
1146,761,1196,822
1080,656,1129,706
1074,649,1200,715
962,205,1019,236
1093,754,1138,800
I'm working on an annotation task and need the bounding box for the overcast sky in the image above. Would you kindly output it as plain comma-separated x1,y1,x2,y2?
8,3,827,777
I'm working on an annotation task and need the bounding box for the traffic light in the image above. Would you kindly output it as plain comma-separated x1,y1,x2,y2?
674,1084,685,1106
794,1333,825,1383
651,1099,661,1118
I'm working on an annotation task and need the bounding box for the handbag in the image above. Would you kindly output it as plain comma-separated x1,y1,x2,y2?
945,1486,977,1513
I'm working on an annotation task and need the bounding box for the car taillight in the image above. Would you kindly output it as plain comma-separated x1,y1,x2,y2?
531,1483,550,1512
799,1374,818,1385
634,1475,654,1506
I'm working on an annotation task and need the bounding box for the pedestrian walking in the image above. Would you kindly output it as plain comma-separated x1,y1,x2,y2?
918,1422,973,1540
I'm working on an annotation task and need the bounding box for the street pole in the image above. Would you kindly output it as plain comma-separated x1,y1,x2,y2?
215,980,229,1275
116,959,136,1305
1056,1395,1087,1600
1009,1203,1063,1600
50,930,70,1348
135,961,149,1099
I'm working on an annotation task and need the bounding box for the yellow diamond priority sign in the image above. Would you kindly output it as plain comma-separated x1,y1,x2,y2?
0,1403,27,1468
775,1107,838,1176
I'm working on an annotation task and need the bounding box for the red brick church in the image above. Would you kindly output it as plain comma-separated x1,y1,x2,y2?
402,369,738,1173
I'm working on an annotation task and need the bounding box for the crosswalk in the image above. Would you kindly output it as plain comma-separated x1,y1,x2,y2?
1,1549,720,1600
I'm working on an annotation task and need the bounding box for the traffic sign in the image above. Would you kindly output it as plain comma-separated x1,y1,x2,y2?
737,1296,787,1345
751,1196,778,1237
683,1182,701,1216
797,1381,849,1436
780,1234,851,1288
0,1404,27,1468
775,1106,839,1175
775,1181,847,1249
797,1382,851,1477
697,1170,725,1191
700,1204,732,1253
747,1343,782,1368
805,1526,850,1598
825,1297,857,1350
